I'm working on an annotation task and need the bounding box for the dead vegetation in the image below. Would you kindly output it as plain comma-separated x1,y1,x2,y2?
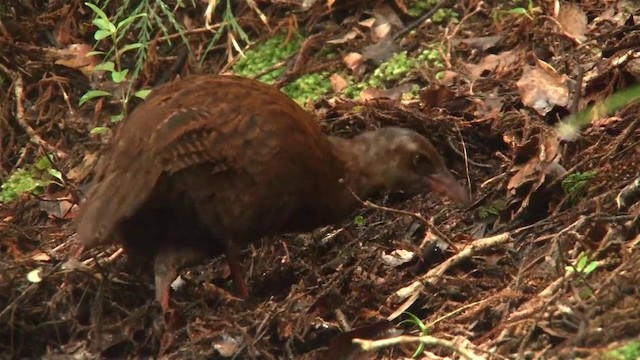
1,0,639,359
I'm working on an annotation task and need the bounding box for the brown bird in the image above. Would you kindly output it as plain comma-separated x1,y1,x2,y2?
74,75,469,315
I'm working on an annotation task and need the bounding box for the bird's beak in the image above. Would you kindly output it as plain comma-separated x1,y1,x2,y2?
426,168,470,206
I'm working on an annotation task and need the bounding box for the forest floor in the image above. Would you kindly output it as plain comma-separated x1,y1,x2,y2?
1,0,640,359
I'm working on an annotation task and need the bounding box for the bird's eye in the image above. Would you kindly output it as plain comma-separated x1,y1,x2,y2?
412,154,430,167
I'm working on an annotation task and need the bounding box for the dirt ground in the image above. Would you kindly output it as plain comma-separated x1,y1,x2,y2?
1,0,640,359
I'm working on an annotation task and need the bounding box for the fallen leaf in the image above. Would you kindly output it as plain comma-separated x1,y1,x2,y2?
327,29,360,44
381,249,415,267
343,52,365,75
48,43,101,77
451,35,502,51
27,268,43,283
362,36,401,64
516,59,569,116
329,73,348,93
373,22,391,40
556,3,588,40
32,252,51,262
466,50,520,80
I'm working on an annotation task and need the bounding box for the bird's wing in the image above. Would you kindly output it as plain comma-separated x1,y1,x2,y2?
74,75,320,248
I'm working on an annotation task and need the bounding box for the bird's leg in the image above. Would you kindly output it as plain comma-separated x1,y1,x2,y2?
153,250,180,328
225,242,249,299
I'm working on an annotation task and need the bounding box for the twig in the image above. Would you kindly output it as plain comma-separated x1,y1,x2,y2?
340,179,459,252
393,0,451,41
455,124,474,202
447,137,493,168
353,334,485,360
610,115,640,157
0,63,67,159
390,232,513,304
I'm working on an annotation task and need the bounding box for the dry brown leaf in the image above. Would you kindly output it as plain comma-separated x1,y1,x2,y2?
516,59,569,116
556,3,588,40
327,29,359,44
67,152,98,182
393,0,408,14
329,73,348,93
466,50,520,80
373,22,391,40
360,87,387,101
358,18,376,28
48,44,101,78
343,52,365,75
373,3,404,29
362,36,400,64
451,36,502,51
436,70,458,85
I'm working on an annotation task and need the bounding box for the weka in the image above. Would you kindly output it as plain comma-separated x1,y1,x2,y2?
74,74,469,314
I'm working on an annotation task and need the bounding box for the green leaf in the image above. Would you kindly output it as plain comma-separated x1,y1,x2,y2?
79,90,111,106
92,18,114,32
110,113,124,122
508,8,528,15
111,69,129,83
584,261,598,274
134,89,151,99
34,156,52,170
86,50,106,57
93,61,115,72
94,29,113,41
84,2,110,22
118,43,144,56
47,168,64,183
116,13,147,30
90,126,110,134
576,253,588,271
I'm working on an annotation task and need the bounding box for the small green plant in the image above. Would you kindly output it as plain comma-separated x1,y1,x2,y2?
492,0,541,22
341,48,445,99
565,251,599,300
368,51,414,87
202,0,251,61
604,341,640,360
397,312,429,358
562,171,596,203
506,0,537,19
478,199,506,219
565,251,598,275
80,2,150,124
353,215,365,230
407,0,459,23
0,156,62,203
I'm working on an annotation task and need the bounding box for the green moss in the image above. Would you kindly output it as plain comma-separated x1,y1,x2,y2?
0,156,58,203
604,341,640,360
282,72,332,106
340,47,445,99
407,0,459,23
562,171,596,204
1,169,47,203
232,32,303,84
232,32,330,104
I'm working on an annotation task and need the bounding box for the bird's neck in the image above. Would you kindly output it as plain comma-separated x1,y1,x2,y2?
328,134,386,200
